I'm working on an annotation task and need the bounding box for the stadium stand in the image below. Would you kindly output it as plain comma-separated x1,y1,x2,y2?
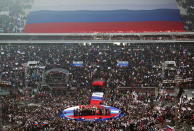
0,34,194,130
0,0,32,33
176,0,194,31
0,0,193,131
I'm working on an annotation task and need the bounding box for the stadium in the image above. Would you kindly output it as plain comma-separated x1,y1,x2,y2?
0,0,194,131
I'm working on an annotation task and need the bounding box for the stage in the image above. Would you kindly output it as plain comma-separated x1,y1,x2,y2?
60,105,124,121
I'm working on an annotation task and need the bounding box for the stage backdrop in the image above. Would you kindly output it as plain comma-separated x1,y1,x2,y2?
24,0,184,33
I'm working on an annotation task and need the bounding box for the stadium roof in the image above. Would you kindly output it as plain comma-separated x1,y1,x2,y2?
0,32,194,36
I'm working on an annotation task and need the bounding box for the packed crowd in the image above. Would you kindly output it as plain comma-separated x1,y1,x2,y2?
0,43,193,131
1,87,194,131
0,43,193,89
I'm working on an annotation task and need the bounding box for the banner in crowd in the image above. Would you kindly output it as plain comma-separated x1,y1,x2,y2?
117,61,129,67
27,61,39,67
24,0,184,33
165,125,174,131
72,61,83,67
92,80,105,87
90,92,104,105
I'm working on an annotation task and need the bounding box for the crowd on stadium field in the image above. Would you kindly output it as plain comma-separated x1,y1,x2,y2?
1,88,194,131
0,43,193,131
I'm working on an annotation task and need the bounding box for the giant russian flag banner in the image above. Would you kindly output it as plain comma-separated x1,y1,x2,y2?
24,0,184,33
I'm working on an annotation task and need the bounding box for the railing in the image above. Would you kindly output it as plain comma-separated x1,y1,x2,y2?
0,40,194,44
0,32,194,44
